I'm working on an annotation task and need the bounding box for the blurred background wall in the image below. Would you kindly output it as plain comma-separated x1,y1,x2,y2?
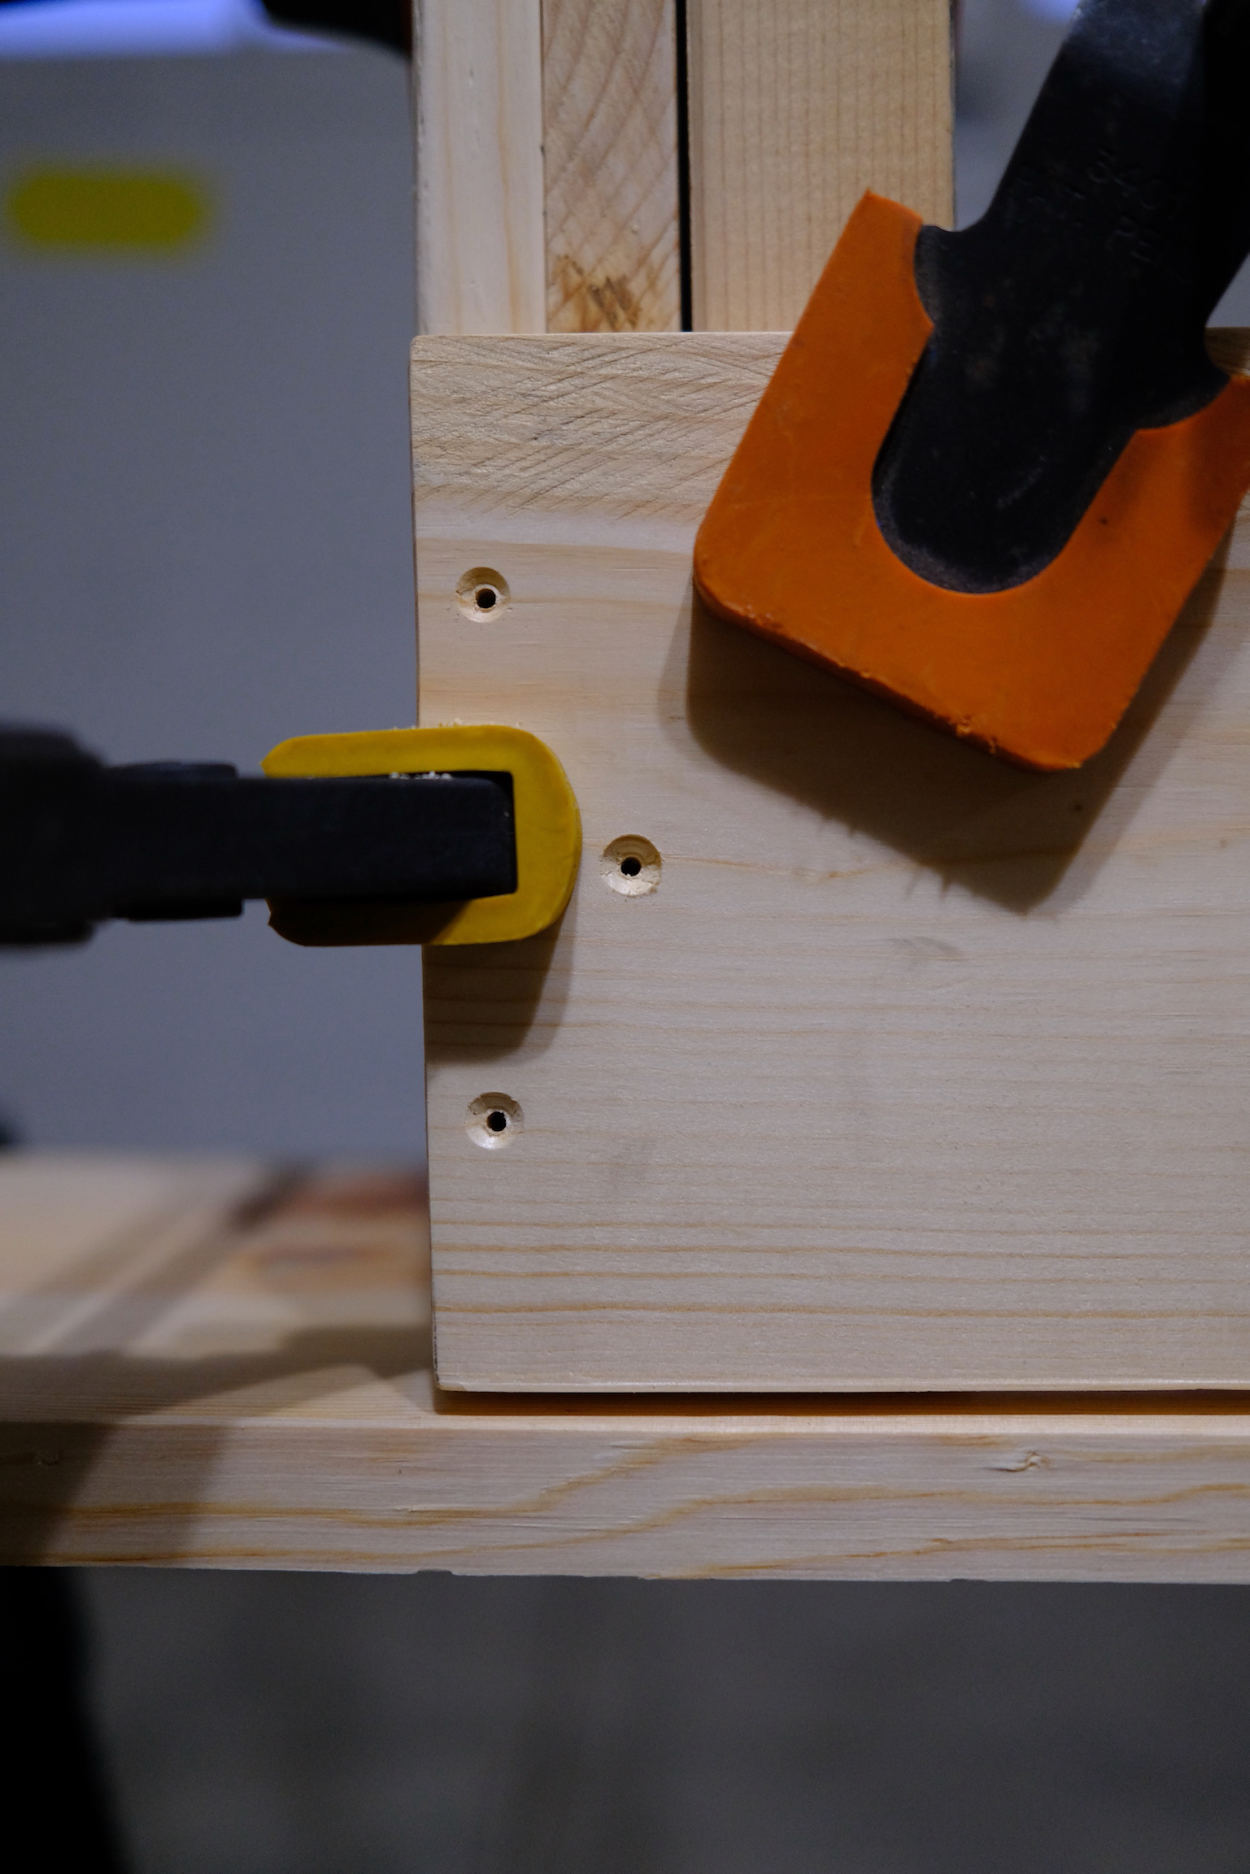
0,24,421,1155
3,7,1250,1873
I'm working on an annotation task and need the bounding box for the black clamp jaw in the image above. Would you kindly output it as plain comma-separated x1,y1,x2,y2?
0,726,518,948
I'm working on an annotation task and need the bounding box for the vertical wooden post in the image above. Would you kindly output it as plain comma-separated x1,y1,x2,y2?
685,0,953,329
542,0,683,332
414,1,953,337
413,0,546,334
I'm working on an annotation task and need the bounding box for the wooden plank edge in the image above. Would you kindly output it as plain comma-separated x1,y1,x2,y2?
542,0,682,332
5,1390,1250,1579
4,1402,1250,1578
5,1170,1250,1579
413,0,546,334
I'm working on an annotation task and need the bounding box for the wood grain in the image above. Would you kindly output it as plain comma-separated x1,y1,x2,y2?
415,330,1250,1393
686,0,953,329
414,0,546,334
542,0,681,333
5,1153,1250,1579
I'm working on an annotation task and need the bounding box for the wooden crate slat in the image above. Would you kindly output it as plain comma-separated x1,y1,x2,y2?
416,331,1250,1393
543,0,682,333
686,0,953,330
414,0,546,335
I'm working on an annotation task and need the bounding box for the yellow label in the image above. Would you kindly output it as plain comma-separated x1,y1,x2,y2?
6,168,209,251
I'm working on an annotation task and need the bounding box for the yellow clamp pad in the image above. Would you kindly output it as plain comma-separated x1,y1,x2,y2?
261,725,580,947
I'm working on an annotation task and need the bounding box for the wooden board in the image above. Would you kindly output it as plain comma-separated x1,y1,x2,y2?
416,329,1250,1393
686,0,953,329
542,0,681,333
414,0,545,334
5,1153,1250,1579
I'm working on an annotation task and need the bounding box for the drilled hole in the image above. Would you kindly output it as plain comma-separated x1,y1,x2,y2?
455,566,510,621
601,836,661,897
466,1091,522,1149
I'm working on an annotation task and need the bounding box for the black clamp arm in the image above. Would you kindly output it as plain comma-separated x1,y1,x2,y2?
876,0,1250,593
0,726,516,947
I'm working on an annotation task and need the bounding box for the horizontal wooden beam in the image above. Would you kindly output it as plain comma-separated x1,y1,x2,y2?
3,1154,1250,1578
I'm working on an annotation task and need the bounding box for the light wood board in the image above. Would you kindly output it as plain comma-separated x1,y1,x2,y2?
413,0,546,334
417,329,1250,1393
542,0,681,333
5,1153,1250,1579
686,0,953,329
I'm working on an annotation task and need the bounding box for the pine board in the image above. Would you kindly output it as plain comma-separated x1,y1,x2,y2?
416,329,1250,1394
686,0,953,329
4,1153,1250,1579
413,0,546,334
542,0,681,333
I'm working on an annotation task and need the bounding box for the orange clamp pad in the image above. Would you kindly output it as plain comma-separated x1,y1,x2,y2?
694,191,1250,772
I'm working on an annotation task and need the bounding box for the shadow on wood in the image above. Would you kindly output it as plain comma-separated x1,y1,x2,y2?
678,538,1238,914
423,901,577,1065
0,1167,430,1563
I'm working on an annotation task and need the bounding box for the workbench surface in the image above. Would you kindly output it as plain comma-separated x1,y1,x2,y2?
2,1153,1249,1579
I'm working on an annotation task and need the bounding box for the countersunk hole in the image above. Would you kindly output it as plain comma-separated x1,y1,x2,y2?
601,835,661,897
466,1091,522,1149
456,566,510,621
